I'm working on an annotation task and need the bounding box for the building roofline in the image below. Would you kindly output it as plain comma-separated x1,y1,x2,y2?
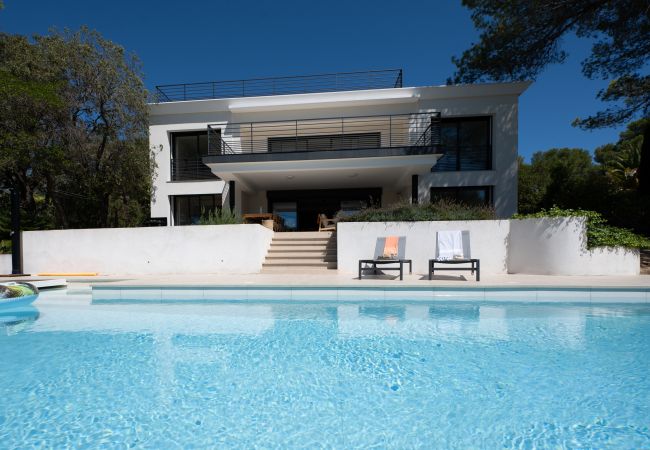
148,81,531,116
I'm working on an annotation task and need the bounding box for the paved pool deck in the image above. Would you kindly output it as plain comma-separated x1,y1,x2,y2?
7,272,650,303
7,272,650,289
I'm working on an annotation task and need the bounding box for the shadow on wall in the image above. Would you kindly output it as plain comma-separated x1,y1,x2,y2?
493,105,516,217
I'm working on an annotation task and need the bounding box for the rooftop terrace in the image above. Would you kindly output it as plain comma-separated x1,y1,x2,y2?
154,69,404,103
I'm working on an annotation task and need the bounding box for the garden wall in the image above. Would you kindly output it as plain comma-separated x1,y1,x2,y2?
338,218,639,276
22,224,273,275
337,221,510,275
508,217,640,276
0,254,11,275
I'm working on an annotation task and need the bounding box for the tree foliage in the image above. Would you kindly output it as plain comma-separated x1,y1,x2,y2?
0,27,155,233
595,117,648,188
451,0,650,192
519,124,650,234
517,148,609,213
337,199,496,222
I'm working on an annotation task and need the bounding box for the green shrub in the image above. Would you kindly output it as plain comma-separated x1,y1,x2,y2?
337,199,496,223
513,206,650,249
198,207,242,225
0,240,10,254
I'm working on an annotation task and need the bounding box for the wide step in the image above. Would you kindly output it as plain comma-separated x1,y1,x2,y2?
263,260,333,267
267,252,336,260
269,245,335,252
262,231,337,271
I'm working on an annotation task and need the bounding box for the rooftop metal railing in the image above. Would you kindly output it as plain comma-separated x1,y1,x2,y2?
206,112,441,156
155,69,403,102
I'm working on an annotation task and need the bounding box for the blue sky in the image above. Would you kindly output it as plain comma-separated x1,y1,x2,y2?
1,0,627,160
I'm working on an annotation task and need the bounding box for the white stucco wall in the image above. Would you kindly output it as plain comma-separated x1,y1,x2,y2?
417,92,520,218
0,254,11,275
149,116,229,223
149,82,528,221
508,218,640,275
337,221,510,275
338,218,640,276
22,224,273,275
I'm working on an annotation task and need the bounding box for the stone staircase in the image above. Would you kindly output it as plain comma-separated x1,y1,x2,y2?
262,231,337,272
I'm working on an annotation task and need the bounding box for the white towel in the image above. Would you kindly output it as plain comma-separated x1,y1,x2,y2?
437,230,464,260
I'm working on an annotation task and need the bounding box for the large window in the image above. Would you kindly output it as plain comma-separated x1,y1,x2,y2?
171,131,219,181
430,186,493,206
268,132,381,153
433,117,491,171
172,194,221,225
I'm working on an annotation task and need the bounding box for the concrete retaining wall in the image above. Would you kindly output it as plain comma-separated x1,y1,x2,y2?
337,221,510,275
0,254,11,275
14,217,641,277
508,218,640,275
22,224,273,275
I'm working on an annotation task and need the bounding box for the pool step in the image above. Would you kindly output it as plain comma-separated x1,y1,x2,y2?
262,231,337,272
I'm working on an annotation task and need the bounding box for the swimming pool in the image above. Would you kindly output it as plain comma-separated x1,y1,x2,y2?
1,291,649,448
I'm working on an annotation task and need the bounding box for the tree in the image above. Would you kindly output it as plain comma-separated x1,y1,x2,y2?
518,148,609,213
595,117,648,189
0,27,155,229
451,0,650,193
0,34,66,233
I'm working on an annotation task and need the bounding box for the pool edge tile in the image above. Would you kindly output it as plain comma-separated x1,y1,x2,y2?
161,288,205,301
536,289,590,303
291,289,339,301
203,287,248,301
337,289,385,301
384,289,434,301
590,289,646,304
485,289,537,302
91,288,122,301
432,288,485,301
118,288,162,302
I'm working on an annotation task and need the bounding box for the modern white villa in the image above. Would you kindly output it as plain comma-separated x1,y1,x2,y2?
149,69,530,229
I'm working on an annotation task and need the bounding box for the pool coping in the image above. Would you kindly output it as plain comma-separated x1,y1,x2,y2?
91,284,650,304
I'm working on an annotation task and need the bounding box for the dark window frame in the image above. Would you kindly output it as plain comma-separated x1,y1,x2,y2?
430,186,493,207
170,130,220,181
433,116,492,172
171,194,222,226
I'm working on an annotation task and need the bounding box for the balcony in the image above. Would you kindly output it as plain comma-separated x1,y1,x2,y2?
154,69,403,103
171,159,219,181
206,112,440,159
201,113,443,191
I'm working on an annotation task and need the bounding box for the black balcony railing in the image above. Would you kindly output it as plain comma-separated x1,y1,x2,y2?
171,159,219,181
206,112,441,156
155,69,403,102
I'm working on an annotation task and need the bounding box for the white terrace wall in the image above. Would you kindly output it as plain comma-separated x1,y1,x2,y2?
508,217,640,276
22,224,273,275
337,221,510,275
0,254,11,275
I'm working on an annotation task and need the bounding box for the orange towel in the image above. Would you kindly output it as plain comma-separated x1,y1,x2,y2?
383,236,399,259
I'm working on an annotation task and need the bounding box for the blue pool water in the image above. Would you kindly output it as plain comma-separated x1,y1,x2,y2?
1,292,650,448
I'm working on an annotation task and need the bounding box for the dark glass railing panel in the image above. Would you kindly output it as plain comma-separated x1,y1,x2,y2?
171,159,219,181
268,133,381,153
155,69,403,102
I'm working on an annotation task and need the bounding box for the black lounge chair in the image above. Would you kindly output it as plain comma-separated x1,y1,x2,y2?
359,236,412,281
428,230,480,281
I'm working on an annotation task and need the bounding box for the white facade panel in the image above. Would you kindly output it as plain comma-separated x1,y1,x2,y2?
148,81,529,223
